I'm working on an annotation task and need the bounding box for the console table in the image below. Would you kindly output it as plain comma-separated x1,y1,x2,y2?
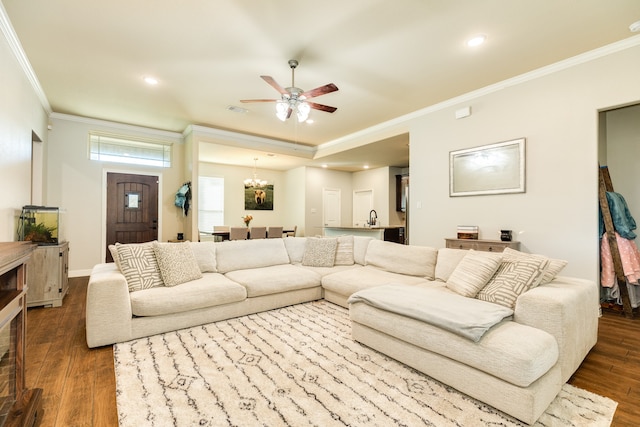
0,242,42,426
445,238,520,253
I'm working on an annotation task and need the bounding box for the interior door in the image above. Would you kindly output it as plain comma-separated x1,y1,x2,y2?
106,173,159,262
323,188,341,227
353,189,373,227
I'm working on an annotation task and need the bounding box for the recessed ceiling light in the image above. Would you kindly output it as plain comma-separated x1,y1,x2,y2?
143,76,159,85
363,165,370,169
306,119,314,124
630,20,640,32
467,34,487,47
321,164,328,168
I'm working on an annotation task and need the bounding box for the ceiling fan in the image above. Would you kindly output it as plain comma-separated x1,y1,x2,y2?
240,59,338,122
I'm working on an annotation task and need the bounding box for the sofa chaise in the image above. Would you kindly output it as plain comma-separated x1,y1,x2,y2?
86,236,598,424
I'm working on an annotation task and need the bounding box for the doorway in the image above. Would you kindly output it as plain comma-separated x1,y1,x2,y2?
353,189,373,227
105,172,159,262
323,188,341,227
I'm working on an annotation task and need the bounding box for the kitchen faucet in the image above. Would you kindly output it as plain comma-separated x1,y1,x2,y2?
368,210,378,227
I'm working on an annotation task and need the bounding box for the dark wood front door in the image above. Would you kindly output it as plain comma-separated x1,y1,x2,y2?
106,173,158,262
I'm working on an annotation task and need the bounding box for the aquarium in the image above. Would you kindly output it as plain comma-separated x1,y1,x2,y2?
17,206,66,245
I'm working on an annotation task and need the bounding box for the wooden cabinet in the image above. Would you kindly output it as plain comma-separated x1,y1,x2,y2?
25,242,69,308
445,238,520,253
0,242,43,426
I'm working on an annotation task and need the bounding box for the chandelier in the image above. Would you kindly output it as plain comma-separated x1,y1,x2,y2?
244,158,268,188
275,96,311,122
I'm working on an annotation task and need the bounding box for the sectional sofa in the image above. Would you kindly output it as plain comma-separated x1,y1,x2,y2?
86,236,598,424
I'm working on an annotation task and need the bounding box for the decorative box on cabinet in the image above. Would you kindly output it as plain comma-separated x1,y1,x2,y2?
445,238,520,253
25,242,69,308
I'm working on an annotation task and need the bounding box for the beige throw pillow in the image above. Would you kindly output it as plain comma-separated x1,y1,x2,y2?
445,250,503,297
302,237,337,267
334,235,355,266
189,241,217,273
115,241,164,292
476,248,549,308
153,242,203,287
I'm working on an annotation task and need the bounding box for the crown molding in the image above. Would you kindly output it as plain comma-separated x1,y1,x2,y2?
319,34,640,153
0,2,52,114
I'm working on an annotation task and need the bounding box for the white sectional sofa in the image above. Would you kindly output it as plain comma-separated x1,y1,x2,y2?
86,236,598,425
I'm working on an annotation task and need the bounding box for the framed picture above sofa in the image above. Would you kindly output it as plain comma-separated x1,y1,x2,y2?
449,138,525,197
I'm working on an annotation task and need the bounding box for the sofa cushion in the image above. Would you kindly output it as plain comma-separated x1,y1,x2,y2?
350,301,559,387
189,241,217,273
283,237,306,263
129,273,247,316
334,235,355,266
365,240,437,279
540,258,568,284
114,241,164,292
225,264,322,297
322,266,430,298
153,242,203,287
446,250,503,297
434,248,468,282
477,249,549,308
353,236,373,265
302,237,338,267
216,239,290,273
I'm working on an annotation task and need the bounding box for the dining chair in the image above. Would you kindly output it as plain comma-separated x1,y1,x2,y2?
229,227,248,240
285,225,297,237
249,226,267,239
267,226,283,239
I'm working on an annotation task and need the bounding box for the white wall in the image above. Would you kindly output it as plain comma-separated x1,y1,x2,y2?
408,44,640,282
605,104,640,219
47,115,184,275
305,167,352,236
283,167,306,235
0,30,48,241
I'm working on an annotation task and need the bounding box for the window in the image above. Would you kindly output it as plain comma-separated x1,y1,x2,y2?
198,176,224,232
89,132,172,167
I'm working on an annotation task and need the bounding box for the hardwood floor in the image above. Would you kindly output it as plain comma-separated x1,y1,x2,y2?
25,278,639,426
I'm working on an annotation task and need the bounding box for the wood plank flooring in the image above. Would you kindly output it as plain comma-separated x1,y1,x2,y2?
24,277,639,426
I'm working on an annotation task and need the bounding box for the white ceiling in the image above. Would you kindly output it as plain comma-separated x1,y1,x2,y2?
3,1,640,171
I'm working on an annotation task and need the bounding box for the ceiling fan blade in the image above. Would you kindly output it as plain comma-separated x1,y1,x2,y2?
261,76,288,95
307,101,337,113
239,99,278,103
301,83,338,99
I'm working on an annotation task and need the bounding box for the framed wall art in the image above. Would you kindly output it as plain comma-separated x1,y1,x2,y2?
449,138,525,197
244,184,274,210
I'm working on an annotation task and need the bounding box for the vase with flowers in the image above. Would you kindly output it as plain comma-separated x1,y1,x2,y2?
242,214,253,227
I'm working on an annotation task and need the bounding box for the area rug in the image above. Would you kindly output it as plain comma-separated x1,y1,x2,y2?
114,301,617,426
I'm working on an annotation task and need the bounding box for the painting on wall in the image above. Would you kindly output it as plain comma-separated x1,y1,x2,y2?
449,138,526,197
244,184,274,210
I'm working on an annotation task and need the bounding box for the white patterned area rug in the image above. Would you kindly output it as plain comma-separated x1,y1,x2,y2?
114,301,616,427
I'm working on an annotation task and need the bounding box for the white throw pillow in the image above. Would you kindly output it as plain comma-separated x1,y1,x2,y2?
446,250,503,297
153,242,203,287
435,248,469,282
302,237,337,267
114,241,164,292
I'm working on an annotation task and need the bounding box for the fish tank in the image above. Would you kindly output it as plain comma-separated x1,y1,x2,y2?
17,205,66,245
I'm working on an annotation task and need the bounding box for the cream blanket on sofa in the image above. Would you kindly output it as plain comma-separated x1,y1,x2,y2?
348,284,513,342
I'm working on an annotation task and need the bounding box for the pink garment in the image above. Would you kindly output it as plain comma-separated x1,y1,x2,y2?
600,232,640,287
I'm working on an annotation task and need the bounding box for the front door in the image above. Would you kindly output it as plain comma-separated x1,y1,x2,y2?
106,172,159,262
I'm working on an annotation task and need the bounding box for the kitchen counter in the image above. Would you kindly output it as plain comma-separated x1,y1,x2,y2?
323,226,405,244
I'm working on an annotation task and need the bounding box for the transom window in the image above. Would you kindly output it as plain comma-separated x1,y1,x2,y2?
89,132,172,167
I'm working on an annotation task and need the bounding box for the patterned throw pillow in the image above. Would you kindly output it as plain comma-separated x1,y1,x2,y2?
445,250,503,297
302,237,338,267
115,241,164,292
476,249,549,308
153,242,203,287
334,235,355,266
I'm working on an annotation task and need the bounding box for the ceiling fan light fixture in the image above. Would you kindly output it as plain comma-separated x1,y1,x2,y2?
296,102,311,122
275,100,289,121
